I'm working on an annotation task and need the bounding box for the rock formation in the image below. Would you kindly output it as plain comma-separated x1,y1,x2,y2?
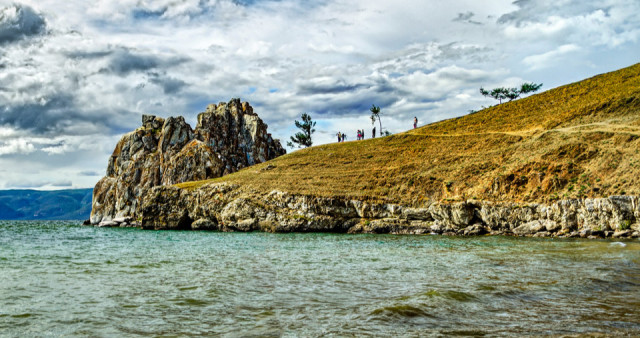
90,99,286,224
135,183,640,238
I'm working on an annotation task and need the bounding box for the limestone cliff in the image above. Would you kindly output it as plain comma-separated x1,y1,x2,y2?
90,99,285,224
136,183,639,238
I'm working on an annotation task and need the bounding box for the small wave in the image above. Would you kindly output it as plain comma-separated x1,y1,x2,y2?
611,242,627,247
424,289,477,302
371,304,435,319
442,329,488,336
11,313,33,318
172,298,209,307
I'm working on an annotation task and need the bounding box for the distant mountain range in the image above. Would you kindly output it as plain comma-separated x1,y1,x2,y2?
0,189,93,220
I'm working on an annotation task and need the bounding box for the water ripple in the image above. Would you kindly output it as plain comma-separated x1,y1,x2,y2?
1,221,640,336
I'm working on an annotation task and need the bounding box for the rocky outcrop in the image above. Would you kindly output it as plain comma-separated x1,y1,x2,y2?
136,182,640,238
90,99,285,224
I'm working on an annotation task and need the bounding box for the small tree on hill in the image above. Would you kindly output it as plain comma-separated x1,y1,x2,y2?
519,82,543,95
480,82,543,104
287,113,316,148
480,87,508,104
370,104,382,136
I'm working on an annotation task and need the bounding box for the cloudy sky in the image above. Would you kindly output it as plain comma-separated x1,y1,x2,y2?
0,0,638,189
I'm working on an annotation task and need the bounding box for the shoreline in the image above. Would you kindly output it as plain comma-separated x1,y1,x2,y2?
91,182,640,239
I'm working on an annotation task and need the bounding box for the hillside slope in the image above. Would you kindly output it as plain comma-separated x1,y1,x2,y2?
179,63,640,206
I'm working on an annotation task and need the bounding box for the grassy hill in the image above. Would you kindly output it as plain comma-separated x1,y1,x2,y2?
178,63,640,206
0,189,93,220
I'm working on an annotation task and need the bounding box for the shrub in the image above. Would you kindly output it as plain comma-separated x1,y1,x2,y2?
620,220,632,230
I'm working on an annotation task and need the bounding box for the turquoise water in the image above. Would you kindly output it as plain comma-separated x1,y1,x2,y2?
1,221,640,336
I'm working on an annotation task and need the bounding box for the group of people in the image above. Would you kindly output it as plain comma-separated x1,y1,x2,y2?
335,117,419,143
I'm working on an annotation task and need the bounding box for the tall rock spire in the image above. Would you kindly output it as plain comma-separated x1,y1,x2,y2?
90,99,285,224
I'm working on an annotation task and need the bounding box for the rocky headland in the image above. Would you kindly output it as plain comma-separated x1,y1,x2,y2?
90,98,285,225
90,64,640,239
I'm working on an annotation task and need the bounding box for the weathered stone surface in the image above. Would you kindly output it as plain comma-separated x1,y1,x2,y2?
90,99,285,224
136,182,640,239
195,99,285,174
513,220,547,236
98,221,118,227
401,207,432,221
191,218,218,230
463,224,487,236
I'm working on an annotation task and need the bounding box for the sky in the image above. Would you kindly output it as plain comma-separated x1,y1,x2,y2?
0,0,639,190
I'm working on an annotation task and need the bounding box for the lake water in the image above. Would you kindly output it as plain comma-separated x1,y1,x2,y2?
1,221,640,336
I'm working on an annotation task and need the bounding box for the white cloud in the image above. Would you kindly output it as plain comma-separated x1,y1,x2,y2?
0,0,638,187
500,1,640,47
0,126,16,138
522,44,581,70
0,138,36,155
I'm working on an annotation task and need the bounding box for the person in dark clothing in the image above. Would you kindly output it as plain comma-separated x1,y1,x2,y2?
337,132,341,142
372,126,376,138
413,116,418,129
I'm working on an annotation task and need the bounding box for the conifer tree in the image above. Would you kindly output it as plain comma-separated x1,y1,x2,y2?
480,82,542,104
287,113,316,148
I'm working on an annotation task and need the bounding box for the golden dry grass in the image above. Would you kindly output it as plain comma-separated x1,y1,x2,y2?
177,63,640,205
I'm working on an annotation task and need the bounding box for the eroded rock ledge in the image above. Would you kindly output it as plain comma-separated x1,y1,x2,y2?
122,182,640,238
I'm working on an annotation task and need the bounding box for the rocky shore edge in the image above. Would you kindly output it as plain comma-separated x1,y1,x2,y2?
87,182,640,239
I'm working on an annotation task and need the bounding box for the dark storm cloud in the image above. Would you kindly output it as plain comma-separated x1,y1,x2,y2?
106,49,161,75
149,74,188,94
0,94,134,136
306,93,398,116
0,4,47,45
101,48,191,76
0,95,75,133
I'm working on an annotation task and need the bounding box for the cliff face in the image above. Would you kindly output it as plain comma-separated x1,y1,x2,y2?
90,99,285,224
135,183,640,238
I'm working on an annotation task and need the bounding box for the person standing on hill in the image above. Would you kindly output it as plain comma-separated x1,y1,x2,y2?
372,126,376,138
337,132,341,143
413,116,418,129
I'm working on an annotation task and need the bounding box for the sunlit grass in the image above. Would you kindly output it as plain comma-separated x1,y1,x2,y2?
176,63,640,204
